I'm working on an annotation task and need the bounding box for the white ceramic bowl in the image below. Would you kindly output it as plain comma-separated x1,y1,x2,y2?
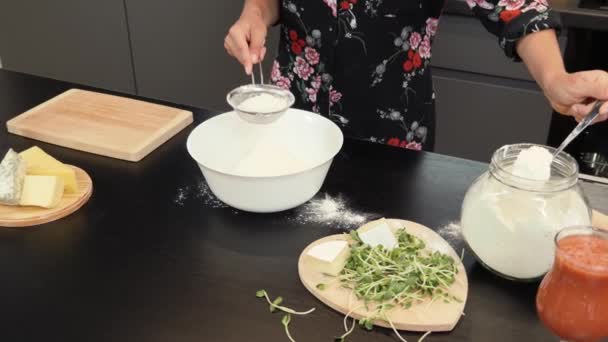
186,108,344,213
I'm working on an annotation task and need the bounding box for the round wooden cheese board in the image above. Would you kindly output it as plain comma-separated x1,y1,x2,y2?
298,219,468,332
0,166,93,228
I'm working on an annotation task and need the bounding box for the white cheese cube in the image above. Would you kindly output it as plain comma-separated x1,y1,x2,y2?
357,218,398,250
306,240,350,276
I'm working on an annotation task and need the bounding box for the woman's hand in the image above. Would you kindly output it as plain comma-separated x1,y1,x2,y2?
542,70,608,123
225,6,269,75
517,30,608,123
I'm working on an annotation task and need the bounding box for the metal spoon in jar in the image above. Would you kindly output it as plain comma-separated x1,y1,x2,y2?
553,100,606,158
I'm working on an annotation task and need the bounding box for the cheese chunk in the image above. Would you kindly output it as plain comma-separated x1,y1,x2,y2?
19,175,64,209
357,218,398,251
306,240,350,276
0,149,26,205
20,146,77,193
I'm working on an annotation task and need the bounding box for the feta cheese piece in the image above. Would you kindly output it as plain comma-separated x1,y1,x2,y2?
19,175,64,209
306,240,350,276
0,149,26,205
357,218,398,250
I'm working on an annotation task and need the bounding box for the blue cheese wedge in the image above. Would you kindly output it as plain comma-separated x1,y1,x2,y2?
0,149,26,206
357,218,398,251
306,240,350,276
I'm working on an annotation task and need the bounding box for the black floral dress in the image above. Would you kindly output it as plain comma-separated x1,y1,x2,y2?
270,0,560,151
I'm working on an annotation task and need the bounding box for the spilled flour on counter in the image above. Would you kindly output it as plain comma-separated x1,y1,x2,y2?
173,181,228,209
292,193,374,229
438,221,463,243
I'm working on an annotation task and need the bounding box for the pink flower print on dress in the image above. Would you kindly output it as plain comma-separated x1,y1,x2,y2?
465,0,495,10
405,141,422,151
304,47,320,65
311,75,322,90
306,87,318,103
425,18,439,37
275,76,292,90
323,0,338,17
409,32,422,50
293,56,314,81
418,35,432,59
498,0,526,10
522,0,548,12
271,61,282,82
329,86,342,106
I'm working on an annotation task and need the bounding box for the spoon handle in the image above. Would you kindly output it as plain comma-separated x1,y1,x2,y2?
553,100,605,157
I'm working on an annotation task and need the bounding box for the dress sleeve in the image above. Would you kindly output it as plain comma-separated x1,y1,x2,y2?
465,0,562,60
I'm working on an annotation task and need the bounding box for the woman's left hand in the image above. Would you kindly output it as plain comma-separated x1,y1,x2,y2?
543,70,608,123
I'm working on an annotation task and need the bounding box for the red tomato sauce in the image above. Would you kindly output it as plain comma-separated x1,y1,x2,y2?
537,235,608,342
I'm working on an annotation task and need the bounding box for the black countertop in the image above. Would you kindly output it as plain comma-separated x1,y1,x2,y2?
0,69,567,341
445,0,608,31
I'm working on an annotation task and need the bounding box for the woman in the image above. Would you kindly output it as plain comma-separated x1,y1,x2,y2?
225,0,608,151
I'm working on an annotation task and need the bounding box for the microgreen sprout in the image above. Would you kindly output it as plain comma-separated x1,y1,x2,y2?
316,283,326,290
271,296,283,313
336,228,460,341
418,331,432,342
340,229,459,312
255,289,315,315
335,305,361,342
281,314,295,342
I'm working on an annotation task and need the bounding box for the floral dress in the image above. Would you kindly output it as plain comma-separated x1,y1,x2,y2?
270,0,560,151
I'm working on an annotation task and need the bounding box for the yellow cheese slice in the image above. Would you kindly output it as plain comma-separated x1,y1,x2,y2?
20,146,77,193
19,175,64,209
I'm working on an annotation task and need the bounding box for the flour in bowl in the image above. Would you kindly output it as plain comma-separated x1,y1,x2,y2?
237,93,287,113
512,146,553,181
231,140,309,177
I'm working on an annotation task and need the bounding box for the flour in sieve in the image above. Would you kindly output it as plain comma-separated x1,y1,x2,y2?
292,193,373,229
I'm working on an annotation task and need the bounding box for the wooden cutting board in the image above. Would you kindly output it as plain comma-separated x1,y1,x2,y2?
6,89,193,162
298,219,468,332
0,166,93,227
593,210,608,230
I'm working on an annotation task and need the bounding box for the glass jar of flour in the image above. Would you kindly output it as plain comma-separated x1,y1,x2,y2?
461,144,591,281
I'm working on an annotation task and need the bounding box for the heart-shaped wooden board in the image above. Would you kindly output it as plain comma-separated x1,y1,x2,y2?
298,219,468,332
593,210,608,231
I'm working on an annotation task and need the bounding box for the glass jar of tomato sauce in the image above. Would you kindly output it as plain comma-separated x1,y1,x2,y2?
536,226,608,342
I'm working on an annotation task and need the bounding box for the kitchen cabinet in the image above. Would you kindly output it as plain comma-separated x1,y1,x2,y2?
430,14,563,162
432,15,534,81
433,68,553,162
124,0,279,111
0,0,135,93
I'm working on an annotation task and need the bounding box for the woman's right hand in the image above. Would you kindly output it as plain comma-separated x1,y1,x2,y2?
225,7,268,75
